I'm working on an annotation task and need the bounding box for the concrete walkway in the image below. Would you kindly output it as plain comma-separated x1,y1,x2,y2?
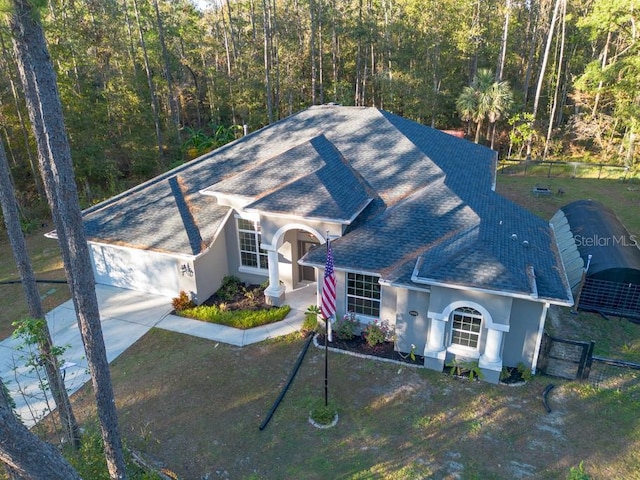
0,283,315,426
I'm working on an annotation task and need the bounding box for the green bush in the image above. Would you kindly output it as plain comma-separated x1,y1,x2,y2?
302,305,321,335
567,462,590,480
362,319,393,347
217,275,243,301
517,362,534,381
178,304,291,329
333,313,360,340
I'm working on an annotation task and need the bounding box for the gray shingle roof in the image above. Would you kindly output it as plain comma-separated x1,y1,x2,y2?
82,105,571,303
206,135,372,223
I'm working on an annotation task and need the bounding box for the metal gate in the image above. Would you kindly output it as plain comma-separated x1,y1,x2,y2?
537,333,595,380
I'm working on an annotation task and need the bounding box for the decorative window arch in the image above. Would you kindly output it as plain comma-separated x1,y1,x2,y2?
450,306,483,350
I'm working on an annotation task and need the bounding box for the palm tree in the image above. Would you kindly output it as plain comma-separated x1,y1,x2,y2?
456,68,513,146
456,86,477,138
487,80,514,149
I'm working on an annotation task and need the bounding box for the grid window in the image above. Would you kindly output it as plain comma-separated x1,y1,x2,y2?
237,218,268,270
346,273,381,317
451,307,482,349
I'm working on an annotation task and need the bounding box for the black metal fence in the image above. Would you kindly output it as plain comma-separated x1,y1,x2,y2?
538,332,640,395
588,357,640,395
498,159,639,181
537,333,595,380
579,278,640,321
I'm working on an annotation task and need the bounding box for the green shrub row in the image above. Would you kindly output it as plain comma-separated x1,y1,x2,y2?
177,304,291,329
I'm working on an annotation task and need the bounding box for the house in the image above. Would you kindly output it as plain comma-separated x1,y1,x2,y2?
79,105,573,383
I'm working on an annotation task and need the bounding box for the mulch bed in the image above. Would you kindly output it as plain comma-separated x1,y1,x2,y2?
200,283,270,311
316,334,424,366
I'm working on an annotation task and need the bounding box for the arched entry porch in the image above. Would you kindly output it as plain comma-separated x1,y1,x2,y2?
262,223,326,306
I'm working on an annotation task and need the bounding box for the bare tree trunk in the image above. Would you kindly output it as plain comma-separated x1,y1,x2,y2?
318,0,324,105
9,1,128,478
496,0,510,82
132,0,164,163
0,378,82,480
522,2,539,106
331,0,339,102
0,32,43,199
592,30,611,117
355,0,363,106
527,0,561,159
310,0,317,105
121,0,138,74
263,0,273,122
224,0,239,64
152,0,180,138
270,0,280,118
543,0,567,159
0,139,80,450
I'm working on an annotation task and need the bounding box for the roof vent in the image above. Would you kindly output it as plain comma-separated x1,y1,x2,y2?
511,234,518,241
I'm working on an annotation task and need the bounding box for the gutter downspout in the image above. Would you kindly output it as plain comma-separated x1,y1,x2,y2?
531,301,551,374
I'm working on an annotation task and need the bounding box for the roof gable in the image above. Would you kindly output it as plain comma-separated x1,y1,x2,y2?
206,135,372,223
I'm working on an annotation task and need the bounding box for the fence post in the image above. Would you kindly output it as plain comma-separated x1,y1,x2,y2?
538,333,550,373
578,340,596,380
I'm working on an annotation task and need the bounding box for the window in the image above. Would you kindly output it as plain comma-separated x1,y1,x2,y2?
450,307,483,349
237,218,268,270
347,273,381,318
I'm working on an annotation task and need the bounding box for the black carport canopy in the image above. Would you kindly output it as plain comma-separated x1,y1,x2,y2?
552,199,640,319
561,200,640,284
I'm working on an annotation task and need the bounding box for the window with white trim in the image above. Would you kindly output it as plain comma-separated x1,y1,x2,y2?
237,218,268,270
346,273,381,318
450,306,483,349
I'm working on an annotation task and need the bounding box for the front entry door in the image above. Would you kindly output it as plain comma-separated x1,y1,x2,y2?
298,240,319,282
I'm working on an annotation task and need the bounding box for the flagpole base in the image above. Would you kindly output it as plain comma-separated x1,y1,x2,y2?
309,411,339,429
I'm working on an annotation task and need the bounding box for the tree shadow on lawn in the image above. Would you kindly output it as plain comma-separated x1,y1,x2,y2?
62,329,640,480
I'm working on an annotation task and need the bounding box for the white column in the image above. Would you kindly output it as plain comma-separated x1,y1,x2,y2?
424,317,447,371
264,249,285,306
427,318,446,352
481,328,504,365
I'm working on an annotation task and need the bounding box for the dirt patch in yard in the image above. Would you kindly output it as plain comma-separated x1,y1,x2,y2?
63,329,640,480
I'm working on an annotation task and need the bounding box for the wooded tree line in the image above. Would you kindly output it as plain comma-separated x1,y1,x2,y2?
0,0,638,215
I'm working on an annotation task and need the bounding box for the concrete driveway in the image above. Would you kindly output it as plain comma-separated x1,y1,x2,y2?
0,284,173,426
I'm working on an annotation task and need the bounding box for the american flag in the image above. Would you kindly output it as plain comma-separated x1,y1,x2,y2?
321,240,337,321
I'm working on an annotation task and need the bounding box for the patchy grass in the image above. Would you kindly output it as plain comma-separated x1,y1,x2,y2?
546,306,640,363
0,226,69,340
495,175,640,236
61,329,640,480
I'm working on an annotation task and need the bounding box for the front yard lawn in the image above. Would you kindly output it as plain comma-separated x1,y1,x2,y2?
63,328,640,480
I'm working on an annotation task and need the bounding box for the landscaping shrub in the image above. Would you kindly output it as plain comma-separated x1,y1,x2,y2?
177,304,291,329
333,312,360,340
302,305,321,335
217,275,243,302
171,291,194,312
362,319,393,347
